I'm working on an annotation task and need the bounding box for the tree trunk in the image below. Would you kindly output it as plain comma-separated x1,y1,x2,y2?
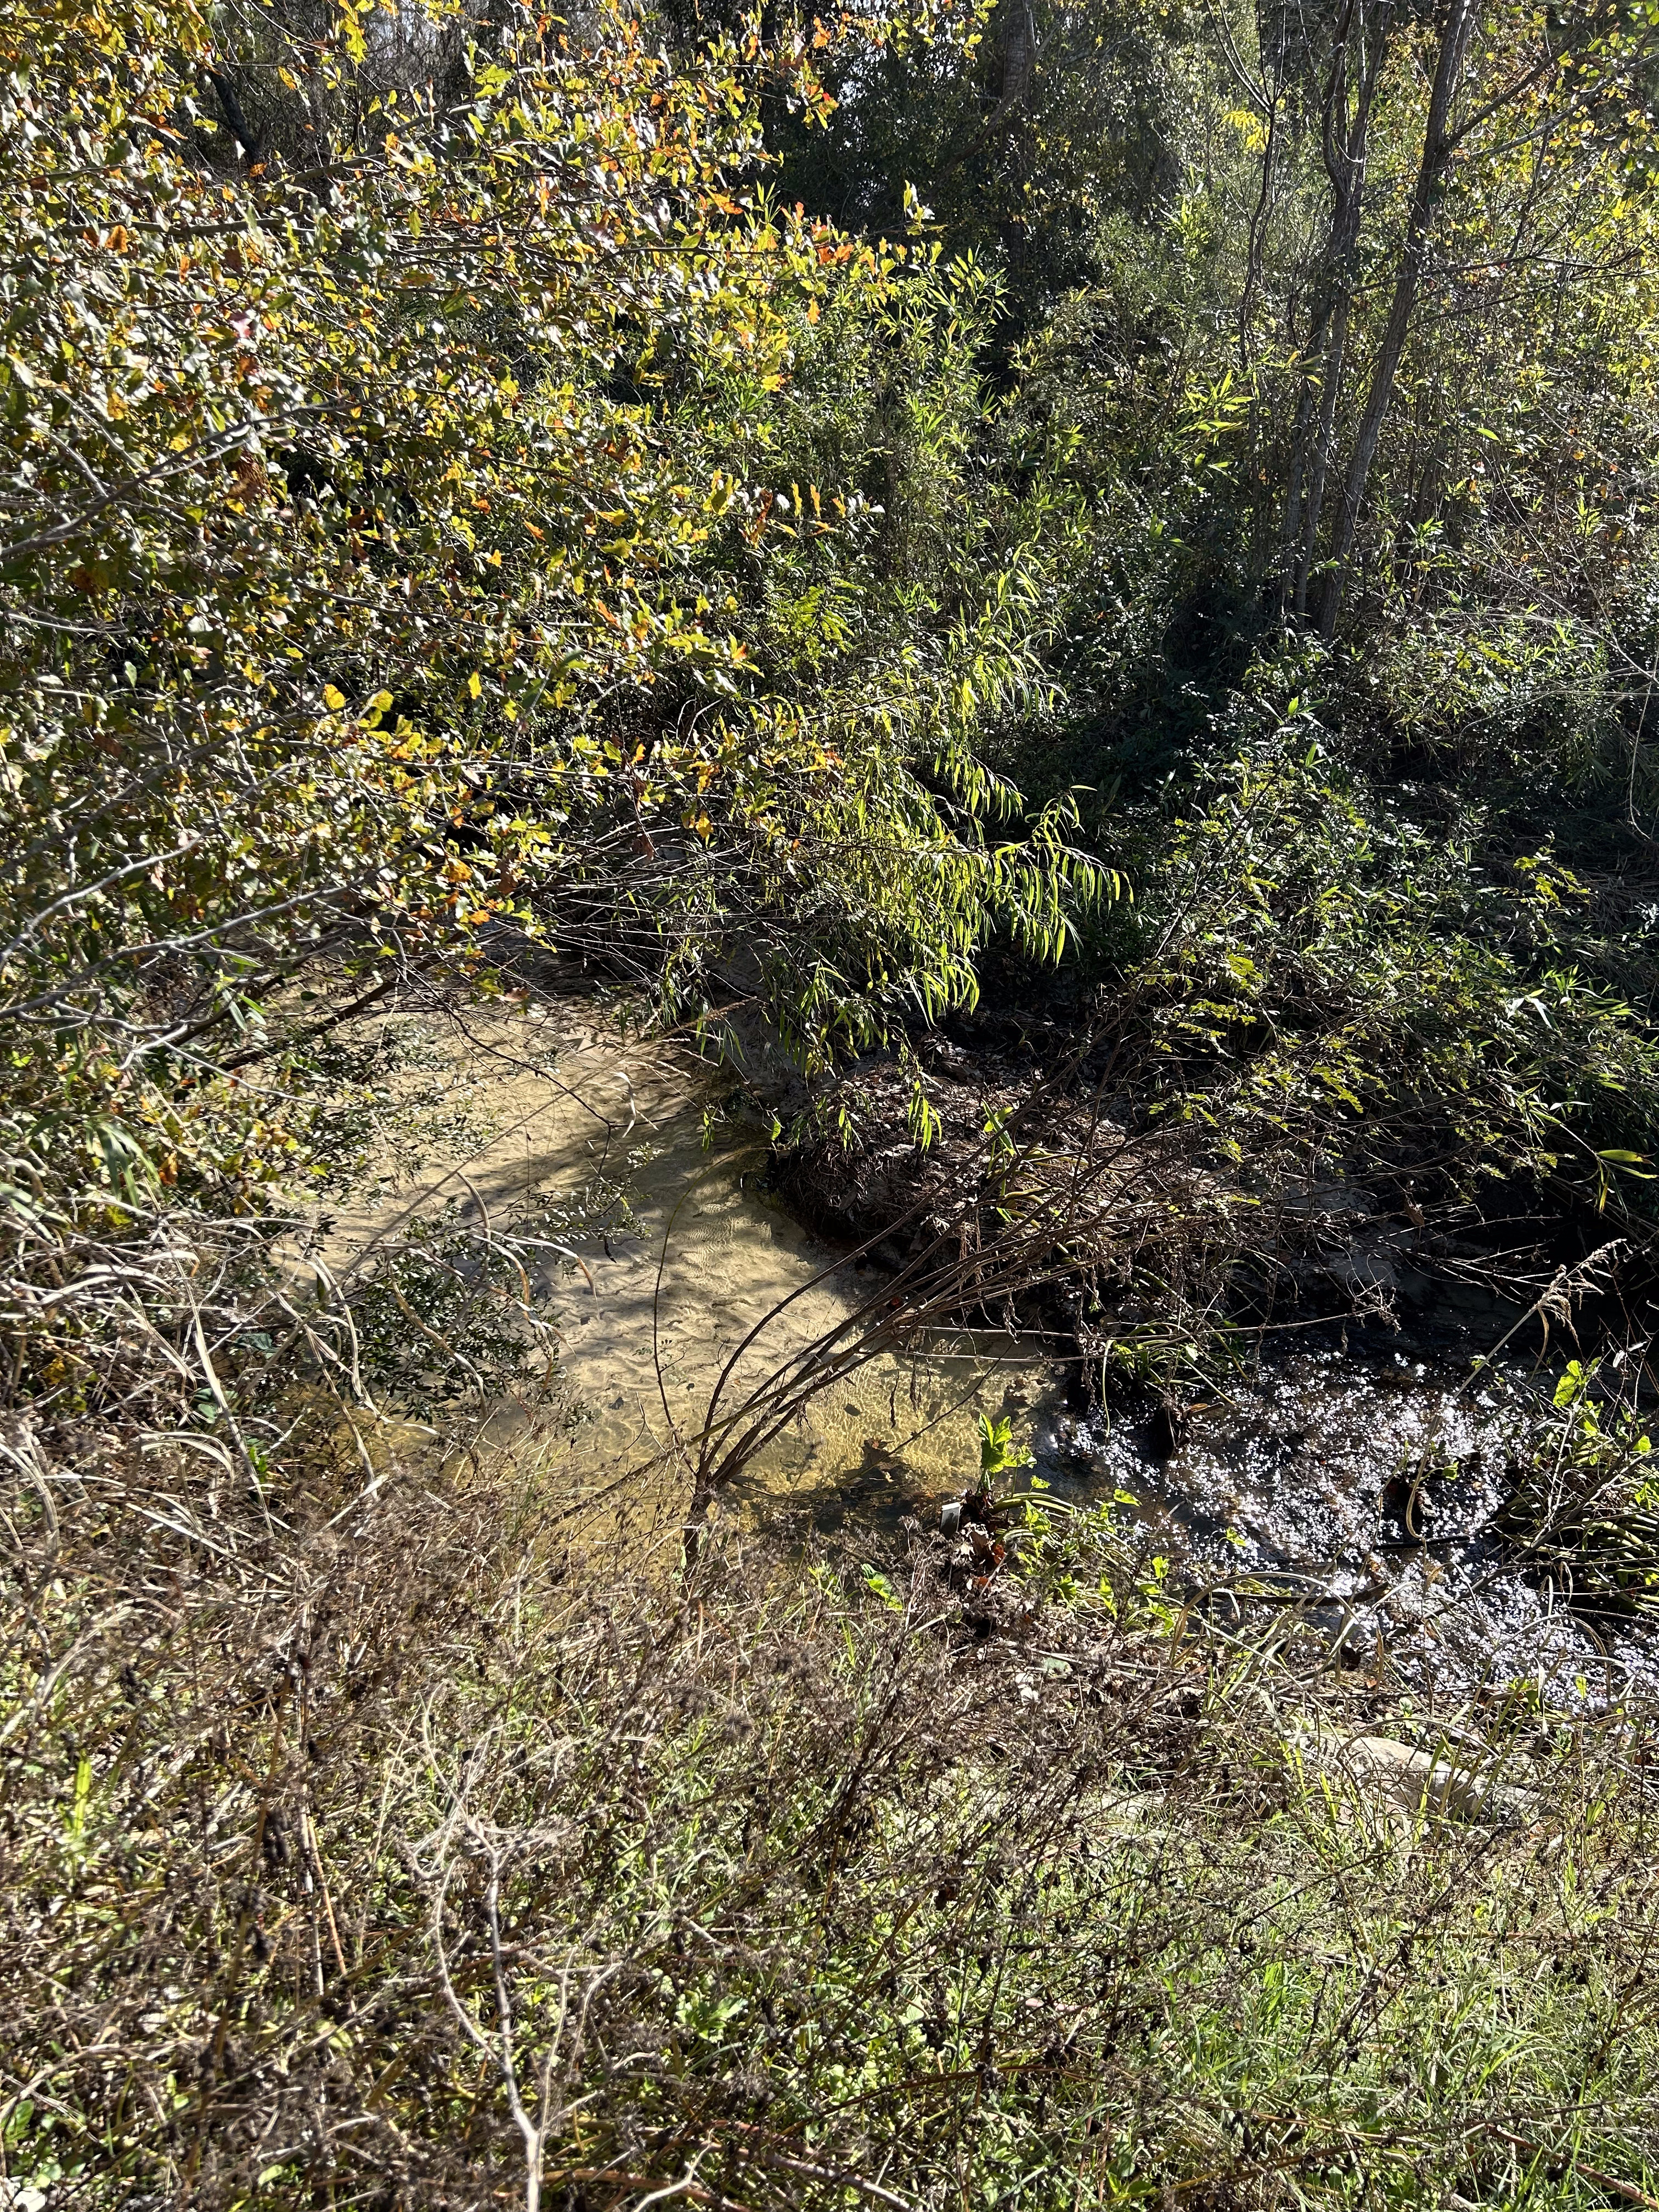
1317,0,1477,637
1280,0,1390,616
998,0,1036,110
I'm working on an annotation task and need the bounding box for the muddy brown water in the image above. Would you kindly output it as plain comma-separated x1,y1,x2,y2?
314,997,1056,1556
321,999,1658,1703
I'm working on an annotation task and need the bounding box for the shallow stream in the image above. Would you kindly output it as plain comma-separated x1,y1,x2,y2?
325,998,1052,1554
1034,1346,1659,1707
334,999,1658,1702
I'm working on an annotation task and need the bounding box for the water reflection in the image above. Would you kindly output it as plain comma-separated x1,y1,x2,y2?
1032,1342,1659,1708
328,998,1658,1702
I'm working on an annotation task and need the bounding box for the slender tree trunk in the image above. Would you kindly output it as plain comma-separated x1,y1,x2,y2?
1239,94,1280,370
999,0,1036,108
1294,289,1353,616
1317,0,1477,637
1280,0,1389,615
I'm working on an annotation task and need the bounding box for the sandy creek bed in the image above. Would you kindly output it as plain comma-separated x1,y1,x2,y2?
314,992,1659,1705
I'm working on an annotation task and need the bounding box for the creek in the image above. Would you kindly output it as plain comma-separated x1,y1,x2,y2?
331,997,1659,1705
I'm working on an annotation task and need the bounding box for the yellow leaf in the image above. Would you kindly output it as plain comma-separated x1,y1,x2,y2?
467,672,482,699
323,684,346,710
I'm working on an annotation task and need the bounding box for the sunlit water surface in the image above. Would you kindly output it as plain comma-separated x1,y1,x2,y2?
328,1000,1657,1702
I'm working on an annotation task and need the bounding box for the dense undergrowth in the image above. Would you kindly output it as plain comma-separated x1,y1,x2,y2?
8,1421,1659,2211
9,0,1659,2199
7,0,1659,1289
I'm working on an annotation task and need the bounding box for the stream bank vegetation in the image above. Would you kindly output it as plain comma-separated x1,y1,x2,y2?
9,1405,1659,2209
9,0,1659,2198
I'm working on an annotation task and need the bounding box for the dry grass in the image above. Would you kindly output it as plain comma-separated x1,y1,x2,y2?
5,1008,1659,2212
7,1372,1659,2210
